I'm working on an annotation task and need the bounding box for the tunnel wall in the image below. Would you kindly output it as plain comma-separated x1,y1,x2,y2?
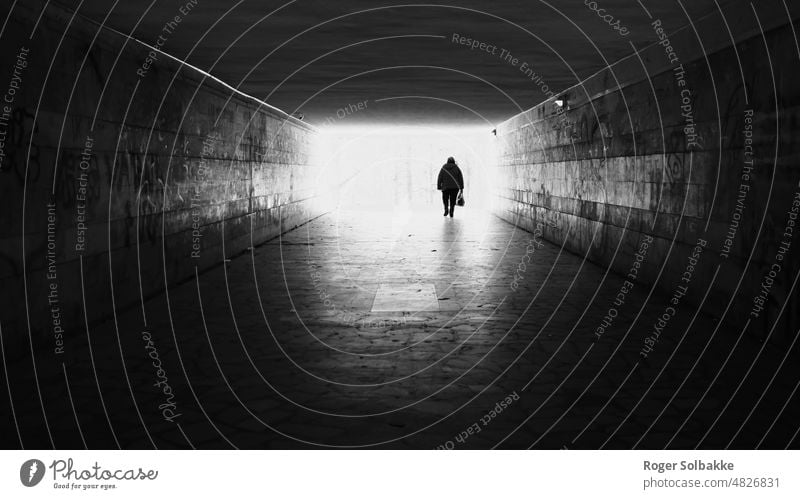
0,2,322,356
494,2,800,343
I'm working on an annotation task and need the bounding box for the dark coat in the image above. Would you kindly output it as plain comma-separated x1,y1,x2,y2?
437,163,464,190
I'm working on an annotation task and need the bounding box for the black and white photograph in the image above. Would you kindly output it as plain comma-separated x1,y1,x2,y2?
1,0,799,496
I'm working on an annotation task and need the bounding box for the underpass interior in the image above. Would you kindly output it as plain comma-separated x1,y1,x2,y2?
1,0,800,449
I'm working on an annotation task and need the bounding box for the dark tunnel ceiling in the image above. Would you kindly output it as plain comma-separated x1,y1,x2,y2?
54,0,736,126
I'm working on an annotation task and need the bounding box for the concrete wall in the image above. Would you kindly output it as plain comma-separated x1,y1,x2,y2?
494,1,800,343
0,1,322,356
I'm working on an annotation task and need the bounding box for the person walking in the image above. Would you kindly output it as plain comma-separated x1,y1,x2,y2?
437,157,464,218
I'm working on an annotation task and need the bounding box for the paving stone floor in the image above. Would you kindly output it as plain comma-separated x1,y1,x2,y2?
3,208,799,449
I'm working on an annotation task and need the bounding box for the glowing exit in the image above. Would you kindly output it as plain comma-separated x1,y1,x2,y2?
311,125,497,214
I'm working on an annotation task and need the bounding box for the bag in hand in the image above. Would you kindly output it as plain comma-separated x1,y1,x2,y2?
456,192,465,206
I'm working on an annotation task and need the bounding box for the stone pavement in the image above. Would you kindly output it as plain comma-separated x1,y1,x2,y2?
3,207,798,449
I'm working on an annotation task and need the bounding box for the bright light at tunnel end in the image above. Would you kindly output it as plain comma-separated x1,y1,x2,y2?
309,123,499,216
315,123,496,137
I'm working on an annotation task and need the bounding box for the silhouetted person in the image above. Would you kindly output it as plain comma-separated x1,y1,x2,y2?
437,157,464,218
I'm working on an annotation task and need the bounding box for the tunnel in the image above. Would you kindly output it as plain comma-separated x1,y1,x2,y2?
1,0,800,451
